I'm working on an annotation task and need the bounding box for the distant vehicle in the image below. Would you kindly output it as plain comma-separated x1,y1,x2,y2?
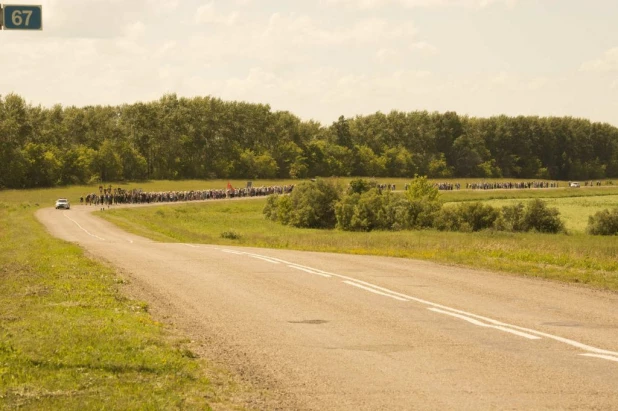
55,198,70,209
569,182,581,188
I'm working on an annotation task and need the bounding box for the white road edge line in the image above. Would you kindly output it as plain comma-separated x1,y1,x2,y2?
288,265,332,278
428,308,541,340
580,353,618,363
343,281,409,301
266,258,336,276
249,255,280,264
329,275,618,358
218,250,618,360
63,212,106,241
222,249,244,255
183,244,199,248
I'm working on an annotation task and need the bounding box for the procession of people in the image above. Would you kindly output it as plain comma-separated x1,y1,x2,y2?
80,183,295,209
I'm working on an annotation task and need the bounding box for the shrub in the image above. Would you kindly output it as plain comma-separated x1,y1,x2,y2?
287,179,342,228
494,202,526,232
262,194,279,221
220,230,241,240
405,199,442,230
264,179,342,229
347,178,377,195
405,175,440,202
522,199,565,233
456,202,500,232
587,208,618,235
435,202,499,232
276,195,293,226
336,190,409,232
434,206,461,231
350,189,383,231
335,193,361,230
380,192,410,231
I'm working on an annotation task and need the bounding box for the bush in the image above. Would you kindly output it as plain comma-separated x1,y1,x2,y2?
434,206,461,231
435,202,499,232
587,208,618,235
522,199,565,233
335,189,408,232
262,195,279,221
347,178,377,195
405,199,442,229
494,202,526,232
350,189,384,231
220,230,241,240
456,202,500,232
335,193,361,230
263,179,342,229
405,175,440,202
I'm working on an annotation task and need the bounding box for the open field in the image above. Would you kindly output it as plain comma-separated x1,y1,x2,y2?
1,179,617,408
95,182,618,291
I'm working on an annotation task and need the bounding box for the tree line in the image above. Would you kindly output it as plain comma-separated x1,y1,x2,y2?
1,92,618,189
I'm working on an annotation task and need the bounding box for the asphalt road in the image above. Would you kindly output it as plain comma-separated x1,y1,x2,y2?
36,204,618,410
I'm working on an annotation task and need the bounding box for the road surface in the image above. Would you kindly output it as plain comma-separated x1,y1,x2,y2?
36,204,618,410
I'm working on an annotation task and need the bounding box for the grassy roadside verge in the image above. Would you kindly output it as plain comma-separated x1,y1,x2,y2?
99,197,618,292
0,202,245,409
1,179,616,408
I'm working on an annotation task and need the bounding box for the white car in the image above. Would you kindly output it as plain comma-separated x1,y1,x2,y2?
55,198,71,209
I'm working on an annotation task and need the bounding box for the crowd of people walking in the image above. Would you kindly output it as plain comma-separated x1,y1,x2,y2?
80,184,295,208
465,181,559,190
401,181,561,191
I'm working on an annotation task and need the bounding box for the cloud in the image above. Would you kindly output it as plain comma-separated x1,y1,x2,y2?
260,13,418,47
37,0,161,39
195,2,239,25
375,48,402,63
487,72,555,92
124,21,146,39
321,0,517,9
580,47,618,73
410,41,438,54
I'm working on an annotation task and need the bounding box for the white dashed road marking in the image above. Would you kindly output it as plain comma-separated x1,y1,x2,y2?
428,308,541,340
288,265,332,278
580,353,618,362
344,280,409,301
214,247,618,363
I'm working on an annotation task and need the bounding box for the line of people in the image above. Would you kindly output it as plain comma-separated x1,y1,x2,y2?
80,184,295,208
466,181,559,190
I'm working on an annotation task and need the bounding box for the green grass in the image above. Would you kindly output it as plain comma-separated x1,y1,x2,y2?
1,178,617,408
480,195,618,233
99,190,618,291
0,184,272,409
440,185,618,202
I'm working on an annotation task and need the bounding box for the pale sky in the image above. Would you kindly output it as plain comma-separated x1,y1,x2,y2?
1,0,617,126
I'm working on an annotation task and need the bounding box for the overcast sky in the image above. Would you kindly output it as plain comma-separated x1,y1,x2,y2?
1,0,617,126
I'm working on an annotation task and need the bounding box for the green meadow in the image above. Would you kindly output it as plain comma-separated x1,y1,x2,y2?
0,182,270,409
97,180,618,291
1,178,617,409
480,195,618,233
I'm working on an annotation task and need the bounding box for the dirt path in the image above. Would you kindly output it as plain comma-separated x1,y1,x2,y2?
37,204,618,410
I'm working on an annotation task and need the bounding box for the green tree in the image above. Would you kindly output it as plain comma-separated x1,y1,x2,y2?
92,140,123,182
405,175,440,202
